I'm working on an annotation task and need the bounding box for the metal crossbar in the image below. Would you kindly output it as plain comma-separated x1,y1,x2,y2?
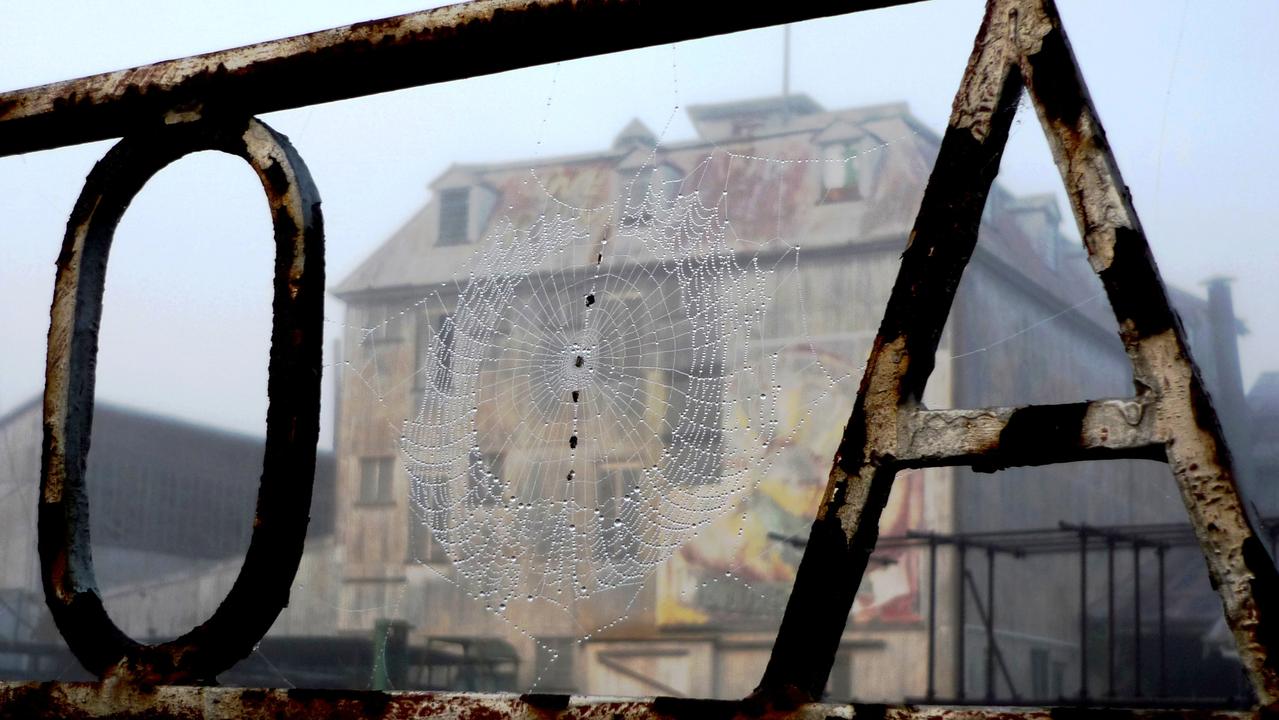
0,0,1273,716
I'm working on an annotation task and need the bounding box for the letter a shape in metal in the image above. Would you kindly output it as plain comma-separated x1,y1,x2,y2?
757,0,1279,709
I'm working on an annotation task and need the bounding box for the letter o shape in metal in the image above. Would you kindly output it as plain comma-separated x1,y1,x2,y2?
39,117,324,684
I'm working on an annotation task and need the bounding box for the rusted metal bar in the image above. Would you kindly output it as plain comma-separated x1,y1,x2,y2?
0,0,925,157
0,683,1264,720
958,568,1017,702
9,0,1273,715
906,531,1024,557
39,116,324,684
959,570,1018,701
759,0,1278,707
1014,0,1279,705
755,0,1024,701
899,400,1165,471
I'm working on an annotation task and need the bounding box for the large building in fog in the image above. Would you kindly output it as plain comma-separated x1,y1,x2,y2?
0,95,1263,699
0,398,335,680
330,95,1256,701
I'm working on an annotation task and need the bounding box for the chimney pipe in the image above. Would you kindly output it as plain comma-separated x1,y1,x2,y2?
1204,277,1253,496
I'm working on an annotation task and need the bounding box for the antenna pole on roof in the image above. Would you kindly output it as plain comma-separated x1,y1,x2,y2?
782,25,792,123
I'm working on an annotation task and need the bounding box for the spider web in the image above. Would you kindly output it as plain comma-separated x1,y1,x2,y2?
401,157,788,607
306,98,1110,690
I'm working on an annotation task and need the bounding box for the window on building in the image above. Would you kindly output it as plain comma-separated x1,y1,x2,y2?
466,448,503,507
620,169,648,227
821,142,863,203
365,304,404,342
620,163,681,227
438,187,470,246
407,501,446,563
415,310,455,396
358,456,395,505
360,304,404,371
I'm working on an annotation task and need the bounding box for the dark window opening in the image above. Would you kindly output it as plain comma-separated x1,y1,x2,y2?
820,142,862,203
407,501,447,563
438,187,470,246
416,311,455,395
358,456,395,505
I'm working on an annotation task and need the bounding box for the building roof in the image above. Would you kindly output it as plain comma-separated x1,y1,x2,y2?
331,95,1220,373
334,97,1057,300
612,118,657,150
0,395,337,558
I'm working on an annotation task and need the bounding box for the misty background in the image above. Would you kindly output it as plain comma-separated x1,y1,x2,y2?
1,0,1275,447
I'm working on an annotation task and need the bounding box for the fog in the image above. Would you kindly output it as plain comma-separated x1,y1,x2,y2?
0,0,1275,704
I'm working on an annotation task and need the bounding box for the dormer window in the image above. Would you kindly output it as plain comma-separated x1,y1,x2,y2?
820,138,882,203
821,143,862,202
438,187,470,246
814,120,881,204
431,169,498,247
618,160,681,227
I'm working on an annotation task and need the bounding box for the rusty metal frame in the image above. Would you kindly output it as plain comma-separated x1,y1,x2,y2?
758,0,1279,709
0,0,1273,716
39,117,325,685
0,0,924,158
0,684,1262,719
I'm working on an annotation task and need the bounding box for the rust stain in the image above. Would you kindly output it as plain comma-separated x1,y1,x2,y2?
0,683,1264,719
0,0,932,157
38,116,324,685
8,0,1275,715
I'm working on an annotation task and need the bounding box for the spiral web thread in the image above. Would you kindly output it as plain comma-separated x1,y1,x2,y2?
401,156,796,609
333,125,1108,687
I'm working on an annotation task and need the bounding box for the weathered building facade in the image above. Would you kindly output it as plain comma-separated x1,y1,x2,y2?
331,95,1251,701
0,93,1257,701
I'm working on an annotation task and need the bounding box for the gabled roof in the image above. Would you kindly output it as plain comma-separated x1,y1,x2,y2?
329,94,1148,347
429,164,483,190
812,119,869,146
0,394,337,557
333,98,935,299
613,118,657,150
333,200,478,298
616,146,655,172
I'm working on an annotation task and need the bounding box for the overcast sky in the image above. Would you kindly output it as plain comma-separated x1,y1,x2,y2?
1,0,1276,447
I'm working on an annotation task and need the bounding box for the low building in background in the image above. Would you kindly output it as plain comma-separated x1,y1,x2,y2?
0,397,336,681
